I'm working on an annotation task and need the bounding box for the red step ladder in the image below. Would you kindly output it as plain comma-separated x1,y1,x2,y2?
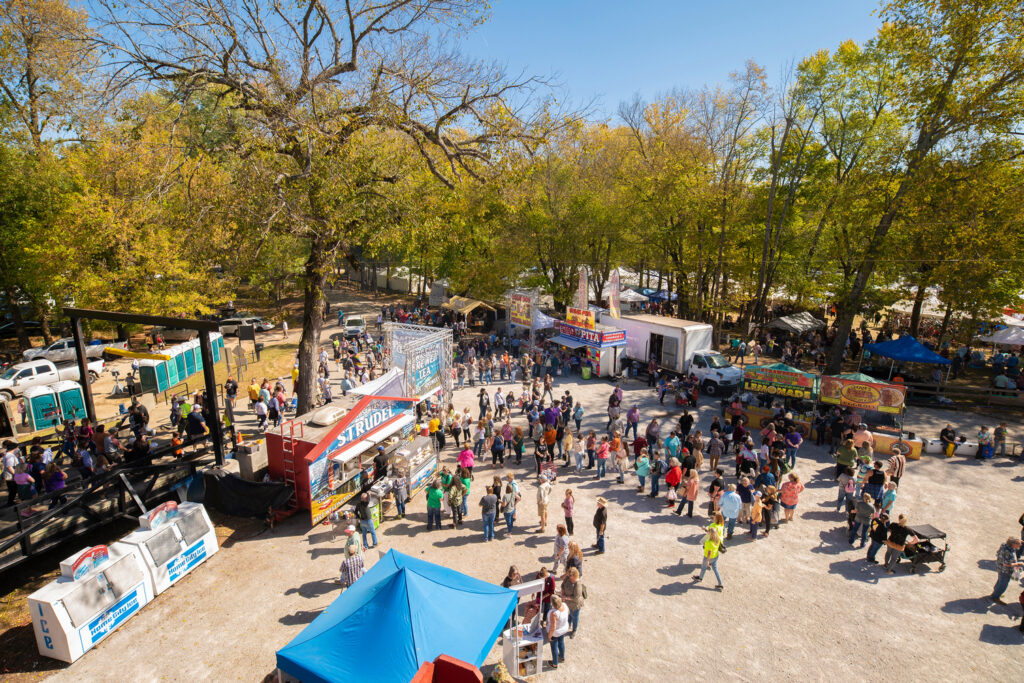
275,419,304,522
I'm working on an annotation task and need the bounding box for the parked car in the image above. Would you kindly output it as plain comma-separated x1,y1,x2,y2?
0,358,105,400
251,317,275,332
219,317,274,336
0,320,44,340
343,316,366,338
152,326,197,342
22,337,129,363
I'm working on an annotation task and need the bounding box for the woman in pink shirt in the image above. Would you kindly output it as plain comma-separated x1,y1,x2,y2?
779,472,805,522
457,447,475,478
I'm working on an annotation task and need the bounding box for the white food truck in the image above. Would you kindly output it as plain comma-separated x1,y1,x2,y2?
614,314,743,395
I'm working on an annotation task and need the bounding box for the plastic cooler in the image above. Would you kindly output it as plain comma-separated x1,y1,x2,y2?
28,544,153,663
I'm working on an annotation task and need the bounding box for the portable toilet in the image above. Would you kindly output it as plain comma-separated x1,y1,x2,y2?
210,332,223,363
183,340,197,377
22,385,61,431
172,344,187,382
138,359,161,394
53,381,87,422
193,338,204,372
165,346,181,386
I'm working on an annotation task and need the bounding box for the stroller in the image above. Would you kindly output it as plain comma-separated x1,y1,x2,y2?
904,524,949,573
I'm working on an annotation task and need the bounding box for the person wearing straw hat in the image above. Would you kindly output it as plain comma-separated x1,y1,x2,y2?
593,498,608,554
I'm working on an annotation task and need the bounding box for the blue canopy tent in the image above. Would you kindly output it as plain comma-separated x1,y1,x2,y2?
862,335,951,381
863,336,951,365
276,550,516,683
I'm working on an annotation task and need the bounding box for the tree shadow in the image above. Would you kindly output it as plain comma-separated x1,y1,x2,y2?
284,578,338,599
979,623,1024,645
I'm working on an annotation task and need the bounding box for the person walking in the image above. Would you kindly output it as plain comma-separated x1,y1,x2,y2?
635,450,650,493
337,544,365,589
849,493,875,547
693,520,724,590
784,427,803,470
718,484,742,539
426,480,444,531
561,489,575,535
537,474,552,533
883,514,914,574
552,524,570,573
446,477,464,529
480,485,498,542
546,594,570,669
593,497,608,554
779,473,805,522
500,483,517,535
865,512,890,564
355,493,377,549
992,537,1024,603
560,567,585,638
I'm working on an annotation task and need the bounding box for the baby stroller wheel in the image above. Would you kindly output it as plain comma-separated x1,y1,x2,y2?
938,563,946,572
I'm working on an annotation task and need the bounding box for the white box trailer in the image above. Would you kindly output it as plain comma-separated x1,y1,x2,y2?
614,314,743,396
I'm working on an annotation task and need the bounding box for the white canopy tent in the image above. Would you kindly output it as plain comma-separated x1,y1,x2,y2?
767,311,827,335
977,326,1024,346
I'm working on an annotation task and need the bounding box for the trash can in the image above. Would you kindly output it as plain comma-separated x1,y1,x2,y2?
581,366,592,380
254,342,264,361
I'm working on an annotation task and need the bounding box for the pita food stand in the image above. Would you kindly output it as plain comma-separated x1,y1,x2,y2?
738,363,818,434
549,315,627,378
819,373,923,459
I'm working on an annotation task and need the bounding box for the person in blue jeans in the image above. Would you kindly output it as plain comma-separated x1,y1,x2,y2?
546,595,570,669
992,538,1024,603
865,513,889,563
848,493,875,547
426,481,444,530
480,486,498,541
593,498,607,554
355,493,377,548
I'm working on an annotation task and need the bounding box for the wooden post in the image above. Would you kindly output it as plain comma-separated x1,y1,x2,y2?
70,316,97,423
199,331,225,467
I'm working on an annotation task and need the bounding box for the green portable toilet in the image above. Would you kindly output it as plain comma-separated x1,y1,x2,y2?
184,341,197,377
165,347,180,385
173,344,187,381
53,380,86,421
139,359,160,393
155,359,169,391
211,332,223,363
22,385,61,431
194,339,204,371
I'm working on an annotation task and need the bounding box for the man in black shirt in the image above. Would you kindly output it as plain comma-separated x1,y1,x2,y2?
593,497,608,554
865,513,889,564
884,514,915,573
224,377,238,408
372,446,389,481
355,493,377,549
939,424,957,457
678,410,694,438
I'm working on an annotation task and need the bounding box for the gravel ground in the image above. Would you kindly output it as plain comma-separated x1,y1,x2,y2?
42,364,1024,682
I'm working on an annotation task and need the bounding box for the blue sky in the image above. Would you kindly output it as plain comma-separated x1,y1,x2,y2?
459,0,882,120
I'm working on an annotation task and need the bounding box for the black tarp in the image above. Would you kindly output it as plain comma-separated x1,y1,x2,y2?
203,468,293,518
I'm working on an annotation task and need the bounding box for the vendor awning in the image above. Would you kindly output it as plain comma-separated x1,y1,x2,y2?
442,296,496,315
349,368,406,397
551,335,587,350
331,413,415,463
977,326,1024,346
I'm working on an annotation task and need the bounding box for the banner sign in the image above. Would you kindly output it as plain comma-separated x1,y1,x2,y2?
819,376,907,414
566,306,596,331
576,269,588,310
608,269,621,319
557,322,626,347
509,293,532,328
405,339,444,397
307,395,415,525
743,366,815,399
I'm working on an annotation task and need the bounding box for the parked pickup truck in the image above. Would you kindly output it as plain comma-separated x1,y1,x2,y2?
22,337,129,363
0,359,105,400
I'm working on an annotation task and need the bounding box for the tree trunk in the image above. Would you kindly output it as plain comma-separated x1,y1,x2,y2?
937,301,955,345
296,236,330,415
5,288,30,349
908,280,928,337
33,299,52,345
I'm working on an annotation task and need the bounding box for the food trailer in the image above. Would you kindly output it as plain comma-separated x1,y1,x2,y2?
819,373,923,459
738,363,818,434
28,544,153,663
549,318,627,378
393,435,439,500
266,395,417,526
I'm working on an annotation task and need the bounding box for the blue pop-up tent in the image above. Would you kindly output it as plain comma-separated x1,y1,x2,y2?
276,550,517,683
863,335,951,365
